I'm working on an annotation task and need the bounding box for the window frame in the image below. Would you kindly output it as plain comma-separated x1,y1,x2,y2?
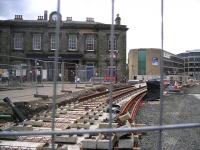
32,34,41,50
108,35,118,51
68,34,78,51
14,33,23,50
50,34,56,50
85,34,95,51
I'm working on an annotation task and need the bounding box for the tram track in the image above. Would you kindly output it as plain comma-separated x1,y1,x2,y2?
119,89,147,122
0,84,147,149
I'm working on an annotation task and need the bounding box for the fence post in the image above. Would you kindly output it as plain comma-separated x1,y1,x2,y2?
35,60,38,95
40,65,44,87
20,64,23,87
61,61,64,91
75,64,78,88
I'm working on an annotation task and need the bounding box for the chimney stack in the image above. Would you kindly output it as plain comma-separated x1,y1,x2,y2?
66,17,72,21
44,10,48,20
38,16,44,20
14,15,23,20
86,17,94,22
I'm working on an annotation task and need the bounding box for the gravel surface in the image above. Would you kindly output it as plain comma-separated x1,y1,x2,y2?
136,85,200,150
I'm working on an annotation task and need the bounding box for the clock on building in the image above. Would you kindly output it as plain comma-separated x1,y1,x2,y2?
52,13,58,21
50,11,61,21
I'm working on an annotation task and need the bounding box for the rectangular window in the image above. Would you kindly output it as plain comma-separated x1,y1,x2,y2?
108,35,117,51
14,33,23,50
138,50,146,75
32,34,41,50
85,35,95,51
68,34,77,50
51,34,56,50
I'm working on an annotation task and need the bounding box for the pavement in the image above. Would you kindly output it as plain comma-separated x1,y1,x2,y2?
0,82,102,103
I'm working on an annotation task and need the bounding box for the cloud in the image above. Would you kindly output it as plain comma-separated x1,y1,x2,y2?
0,0,200,54
0,0,29,19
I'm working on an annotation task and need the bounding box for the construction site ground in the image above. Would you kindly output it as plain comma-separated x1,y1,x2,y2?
0,83,102,102
0,82,104,115
136,85,200,150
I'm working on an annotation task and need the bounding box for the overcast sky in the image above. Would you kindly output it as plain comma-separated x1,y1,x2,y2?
0,0,200,55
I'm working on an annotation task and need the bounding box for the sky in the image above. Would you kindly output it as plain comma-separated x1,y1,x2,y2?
0,0,200,55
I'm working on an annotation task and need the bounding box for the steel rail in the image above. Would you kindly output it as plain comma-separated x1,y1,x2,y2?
109,87,136,102
53,85,134,108
73,85,134,103
0,123,200,136
111,86,146,102
129,92,146,122
76,85,138,103
119,89,147,116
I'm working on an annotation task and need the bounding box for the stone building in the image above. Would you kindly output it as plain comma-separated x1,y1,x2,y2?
128,48,184,80
0,11,128,82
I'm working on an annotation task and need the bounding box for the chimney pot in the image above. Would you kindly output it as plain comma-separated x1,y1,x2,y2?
86,17,94,22
38,16,44,20
66,17,72,21
14,15,23,20
44,10,48,20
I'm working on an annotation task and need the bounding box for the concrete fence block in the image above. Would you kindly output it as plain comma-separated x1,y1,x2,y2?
118,133,134,149
81,137,98,149
118,112,131,122
10,126,33,131
55,135,77,144
24,120,43,127
99,123,118,129
96,134,116,149
115,121,132,139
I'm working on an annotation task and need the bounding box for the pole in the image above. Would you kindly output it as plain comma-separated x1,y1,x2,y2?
51,0,60,149
116,51,117,83
109,0,115,149
35,60,38,95
41,65,43,86
20,64,23,87
158,0,164,149
61,61,64,91
194,58,196,80
75,64,78,88
187,58,189,79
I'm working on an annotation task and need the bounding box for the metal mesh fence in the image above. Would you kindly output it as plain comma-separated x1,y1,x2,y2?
0,0,200,150
0,60,122,91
